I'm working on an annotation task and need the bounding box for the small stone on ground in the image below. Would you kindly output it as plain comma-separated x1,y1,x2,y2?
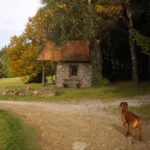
72,141,88,150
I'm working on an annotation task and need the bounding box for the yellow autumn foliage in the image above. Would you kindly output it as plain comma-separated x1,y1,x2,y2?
96,5,123,17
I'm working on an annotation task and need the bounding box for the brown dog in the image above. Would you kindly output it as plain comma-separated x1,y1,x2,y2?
120,102,142,144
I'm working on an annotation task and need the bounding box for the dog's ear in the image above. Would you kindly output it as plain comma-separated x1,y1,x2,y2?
120,102,123,107
124,102,128,107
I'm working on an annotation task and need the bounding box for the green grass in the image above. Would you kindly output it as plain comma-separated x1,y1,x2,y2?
46,81,150,102
0,77,23,89
0,78,150,102
0,77,43,90
112,104,150,120
0,110,39,150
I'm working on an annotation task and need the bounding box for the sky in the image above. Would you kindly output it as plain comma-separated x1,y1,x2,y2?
0,0,42,49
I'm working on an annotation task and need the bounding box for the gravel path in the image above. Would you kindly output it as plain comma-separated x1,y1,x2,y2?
0,97,150,150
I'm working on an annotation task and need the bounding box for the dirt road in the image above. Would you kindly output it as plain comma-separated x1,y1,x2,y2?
0,97,150,150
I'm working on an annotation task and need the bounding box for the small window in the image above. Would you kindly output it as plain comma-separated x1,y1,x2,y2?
69,65,78,76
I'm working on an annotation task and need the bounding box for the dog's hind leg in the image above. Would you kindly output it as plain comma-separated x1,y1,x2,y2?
131,127,135,144
138,124,142,141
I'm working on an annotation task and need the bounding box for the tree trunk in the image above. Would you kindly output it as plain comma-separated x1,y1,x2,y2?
125,0,139,84
88,0,102,86
42,60,45,85
90,39,103,86
148,56,150,80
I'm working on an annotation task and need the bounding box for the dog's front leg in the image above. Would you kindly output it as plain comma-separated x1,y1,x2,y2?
126,121,130,135
122,120,127,136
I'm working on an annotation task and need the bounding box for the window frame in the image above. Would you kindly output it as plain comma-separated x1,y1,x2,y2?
69,65,78,77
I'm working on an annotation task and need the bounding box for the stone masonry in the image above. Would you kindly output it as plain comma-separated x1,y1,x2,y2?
56,62,92,87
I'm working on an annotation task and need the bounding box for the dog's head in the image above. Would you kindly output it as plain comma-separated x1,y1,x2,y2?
120,102,128,111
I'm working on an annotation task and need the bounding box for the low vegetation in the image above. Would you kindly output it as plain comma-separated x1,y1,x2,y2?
0,110,38,150
0,77,150,102
54,82,150,101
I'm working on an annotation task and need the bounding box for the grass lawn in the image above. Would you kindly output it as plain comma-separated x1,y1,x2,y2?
0,77,23,89
53,82,150,101
0,77,42,90
0,77,150,102
0,110,39,150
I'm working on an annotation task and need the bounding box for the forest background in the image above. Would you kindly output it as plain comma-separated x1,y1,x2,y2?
0,0,150,86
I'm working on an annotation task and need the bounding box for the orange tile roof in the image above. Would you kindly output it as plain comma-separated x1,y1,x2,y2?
37,40,90,62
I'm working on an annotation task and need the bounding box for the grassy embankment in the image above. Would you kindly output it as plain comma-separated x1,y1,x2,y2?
0,109,38,150
0,77,150,102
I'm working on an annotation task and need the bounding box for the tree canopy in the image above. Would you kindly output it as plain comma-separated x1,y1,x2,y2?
5,0,150,84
